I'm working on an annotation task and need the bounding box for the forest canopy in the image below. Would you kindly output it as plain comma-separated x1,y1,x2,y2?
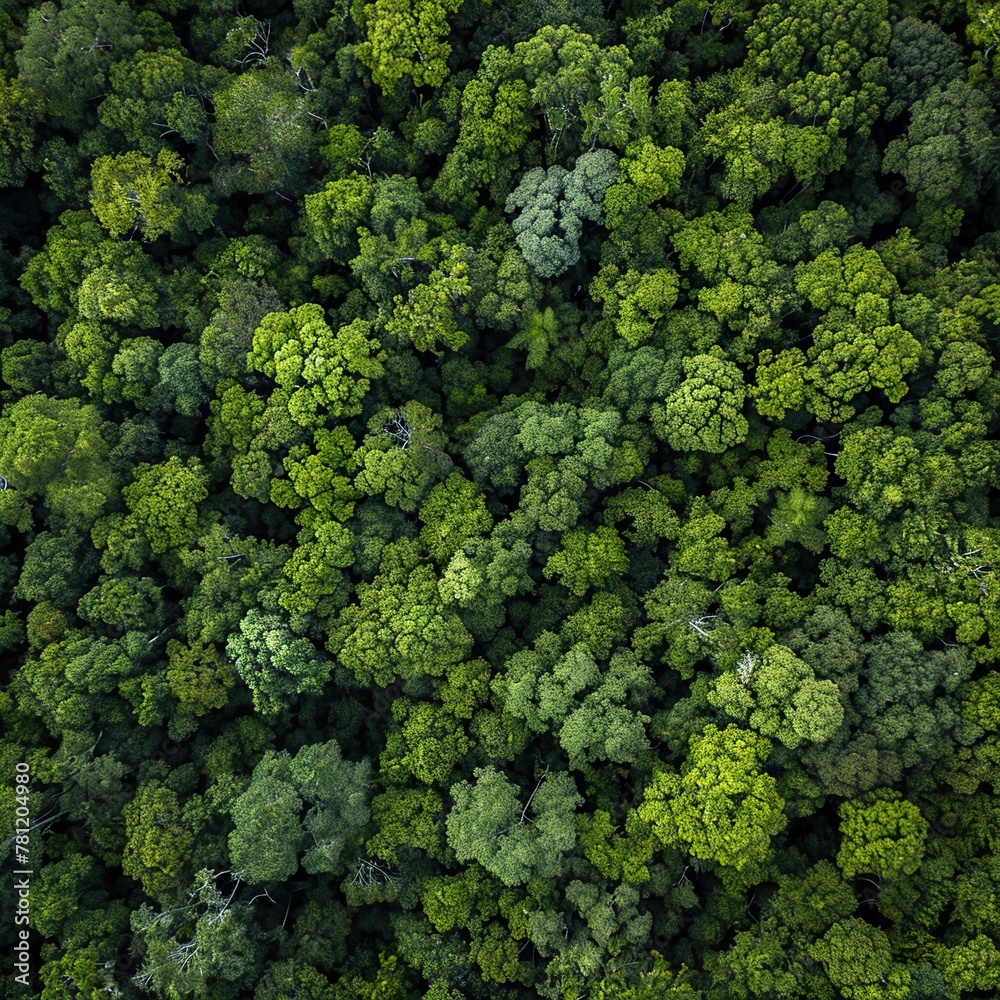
2,0,1000,998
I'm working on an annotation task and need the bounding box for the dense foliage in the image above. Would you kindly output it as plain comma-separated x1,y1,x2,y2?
2,0,1000,997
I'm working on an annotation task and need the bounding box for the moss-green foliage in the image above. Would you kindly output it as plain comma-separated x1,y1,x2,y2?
3,2,1000,997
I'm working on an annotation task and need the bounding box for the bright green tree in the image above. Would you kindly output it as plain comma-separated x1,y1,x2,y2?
418,473,493,562
355,0,463,92
333,538,473,687
543,525,629,596
90,149,213,241
122,780,196,902
0,393,114,531
248,304,385,427
385,242,472,353
639,725,786,875
652,353,749,453
837,789,929,878
0,73,41,188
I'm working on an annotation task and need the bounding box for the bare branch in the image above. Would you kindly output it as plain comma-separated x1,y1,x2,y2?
520,766,550,824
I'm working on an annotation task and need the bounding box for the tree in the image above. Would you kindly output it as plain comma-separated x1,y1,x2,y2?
591,265,680,346
933,934,1000,1000
97,46,207,152
652,353,749,453
505,149,618,278
90,149,213,241
577,809,656,885
95,335,161,409
98,456,208,570
603,484,679,550
0,73,42,188
130,869,268,996
165,637,236,718
698,98,793,210
355,0,463,92
668,205,790,361
530,880,653,996
289,740,371,874
212,66,313,195
446,767,582,886
384,242,472,353
333,539,472,687
272,425,359,522
883,77,999,241
347,175,434,304
15,0,144,125
19,210,104,318
498,635,601,734
15,531,98,610
199,278,283,385
639,725,786,876
229,752,304,884
543,526,629,596
468,222,542,332
559,677,652,768
381,699,472,786
122,780,196,902
304,176,373,264
764,485,831,554
708,644,844,749
77,243,162,329
418,473,493,562
505,304,567,369
849,632,974,771
885,17,964,120
77,573,169,636
281,896,351,974
763,859,856,936
367,785,450,864
433,45,535,204
438,521,535,628
226,610,332,716
729,0,892,196
248,304,385,427
255,961,337,1000
516,24,634,156
352,402,452,512
172,526,273,643
967,1,1000,79
837,789,929,879
594,953,703,999
0,393,115,531
809,919,909,1000
34,895,130,999
155,342,213,418
754,245,921,422
608,136,685,206
280,520,355,616
463,410,528,495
